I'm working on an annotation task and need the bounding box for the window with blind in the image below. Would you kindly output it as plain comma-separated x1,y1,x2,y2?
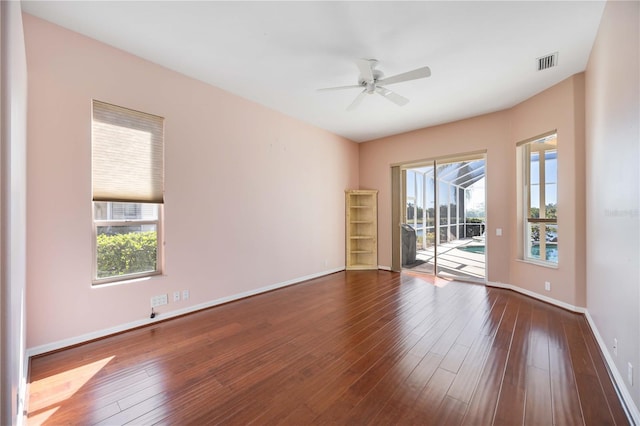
519,132,558,265
92,100,164,284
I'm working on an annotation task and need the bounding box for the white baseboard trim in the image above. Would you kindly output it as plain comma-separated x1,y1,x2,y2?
584,311,640,425
487,280,638,425
378,265,392,271
486,281,586,313
26,267,345,358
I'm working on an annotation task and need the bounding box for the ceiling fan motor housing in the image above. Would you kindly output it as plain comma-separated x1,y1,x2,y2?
358,69,384,88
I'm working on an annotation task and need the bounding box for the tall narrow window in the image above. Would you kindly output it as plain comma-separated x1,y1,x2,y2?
92,100,164,284
520,132,558,265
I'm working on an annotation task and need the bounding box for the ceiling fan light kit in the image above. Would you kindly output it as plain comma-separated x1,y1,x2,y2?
319,58,431,111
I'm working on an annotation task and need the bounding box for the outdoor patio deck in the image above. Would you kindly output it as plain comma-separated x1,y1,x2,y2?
403,238,486,281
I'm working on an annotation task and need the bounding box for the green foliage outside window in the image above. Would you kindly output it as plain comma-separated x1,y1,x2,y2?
529,203,557,219
97,231,157,278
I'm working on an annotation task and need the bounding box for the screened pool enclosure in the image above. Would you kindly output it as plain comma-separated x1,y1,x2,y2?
402,156,486,281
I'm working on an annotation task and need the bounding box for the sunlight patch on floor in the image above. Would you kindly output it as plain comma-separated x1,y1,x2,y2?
27,356,114,425
402,270,452,287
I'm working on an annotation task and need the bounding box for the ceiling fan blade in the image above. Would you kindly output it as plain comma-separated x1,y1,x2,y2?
347,89,368,111
377,66,431,86
356,58,376,82
317,84,363,91
375,86,409,107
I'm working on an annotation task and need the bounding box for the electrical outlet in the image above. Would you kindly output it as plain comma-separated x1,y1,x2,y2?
150,294,168,308
173,291,181,302
613,338,618,356
628,363,633,386
544,281,551,291
496,228,502,236
182,290,189,300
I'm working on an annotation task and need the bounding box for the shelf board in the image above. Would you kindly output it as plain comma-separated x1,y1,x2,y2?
350,250,373,254
350,236,374,239
350,221,373,224
347,264,377,270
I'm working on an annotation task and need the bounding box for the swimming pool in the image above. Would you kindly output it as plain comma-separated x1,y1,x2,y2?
458,244,558,262
530,244,558,262
457,245,485,254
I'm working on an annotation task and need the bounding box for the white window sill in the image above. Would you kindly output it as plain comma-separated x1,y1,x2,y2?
515,258,558,269
92,272,163,288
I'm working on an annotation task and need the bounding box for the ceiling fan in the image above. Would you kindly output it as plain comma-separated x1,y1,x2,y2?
318,59,431,111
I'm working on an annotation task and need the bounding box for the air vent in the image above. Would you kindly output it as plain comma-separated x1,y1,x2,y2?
537,52,558,71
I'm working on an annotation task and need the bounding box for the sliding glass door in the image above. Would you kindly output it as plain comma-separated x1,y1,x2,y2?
400,154,486,282
403,165,435,274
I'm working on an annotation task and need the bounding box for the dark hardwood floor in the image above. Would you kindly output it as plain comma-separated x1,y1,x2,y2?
26,270,629,425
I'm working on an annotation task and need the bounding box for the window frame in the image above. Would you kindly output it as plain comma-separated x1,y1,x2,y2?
92,202,164,285
520,131,558,266
91,100,165,285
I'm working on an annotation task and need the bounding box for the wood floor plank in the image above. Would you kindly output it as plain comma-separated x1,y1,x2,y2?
399,367,457,424
578,317,630,425
432,395,468,426
301,283,465,419
493,297,533,425
527,304,551,371
460,294,521,426
343,351,425,424
369,352,443,425
440,342,471,374
242,353,342,425
524,304,553,426
546,306,586,426
340,288,486,424
446,293,507,404
524,365,553,426
564,317,618,425
25,271,629,426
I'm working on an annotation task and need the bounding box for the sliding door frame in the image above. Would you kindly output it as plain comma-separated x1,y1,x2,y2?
391,150,488,282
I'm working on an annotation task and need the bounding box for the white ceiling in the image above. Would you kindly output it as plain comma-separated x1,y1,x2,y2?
21,1,606,142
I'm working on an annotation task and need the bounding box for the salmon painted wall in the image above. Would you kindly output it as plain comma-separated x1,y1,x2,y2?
358,111,512,283
585,0,639,411
24,14,359,350
359,74,587,307
509,75,586,306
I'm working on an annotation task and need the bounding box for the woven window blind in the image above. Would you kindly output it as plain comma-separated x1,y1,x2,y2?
92,100,164,203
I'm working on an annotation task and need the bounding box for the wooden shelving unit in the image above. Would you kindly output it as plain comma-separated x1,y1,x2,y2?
345,190,378,270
